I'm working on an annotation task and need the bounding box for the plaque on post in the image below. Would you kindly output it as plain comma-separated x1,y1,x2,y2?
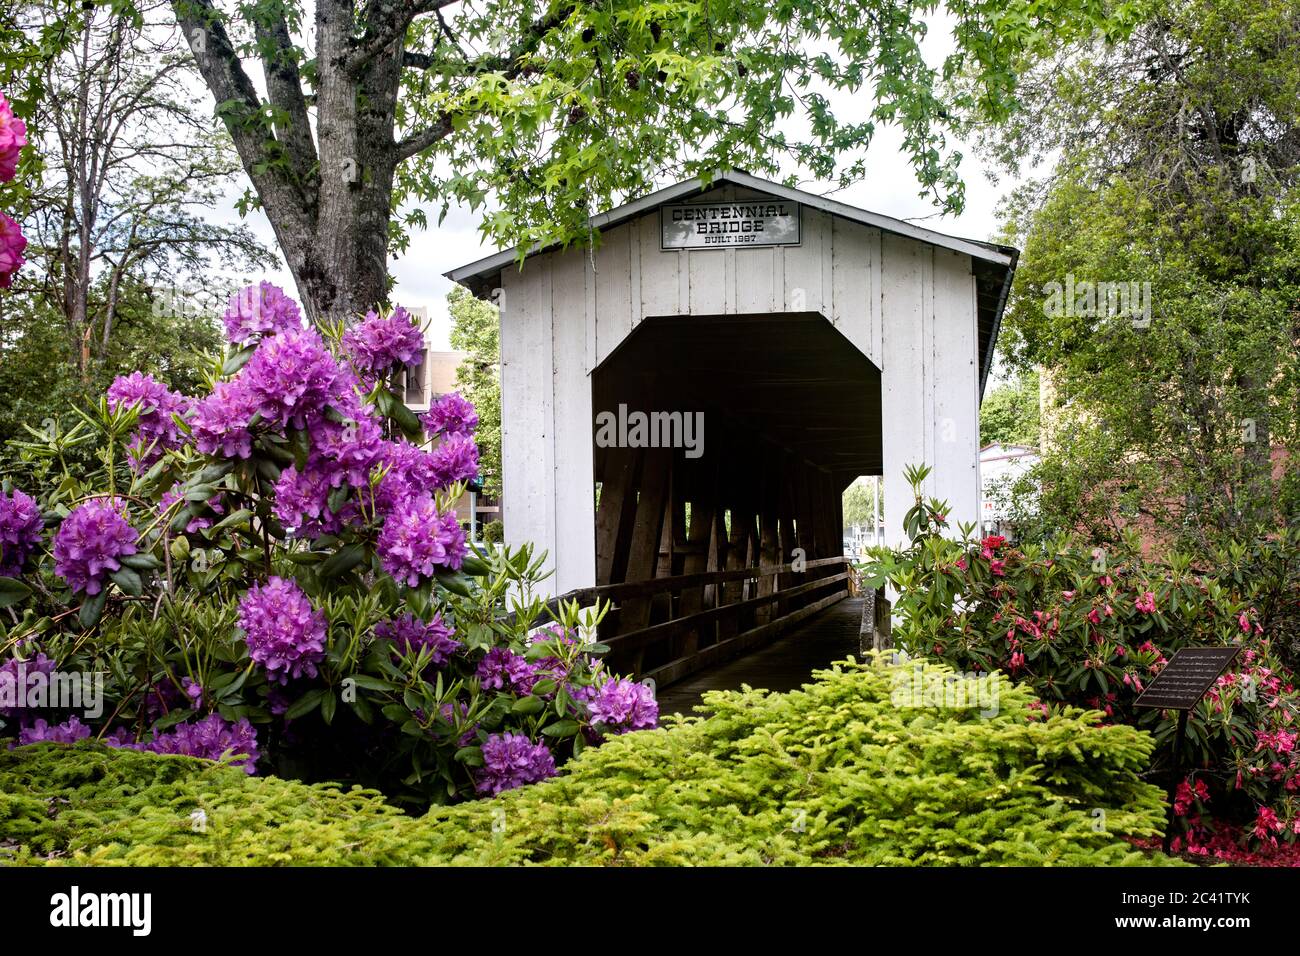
1135,645,1240,852
1134,646,1240,711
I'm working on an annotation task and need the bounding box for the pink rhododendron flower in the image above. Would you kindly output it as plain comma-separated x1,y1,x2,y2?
1135,591,1156,614
0,212,26,289
0,91,27,182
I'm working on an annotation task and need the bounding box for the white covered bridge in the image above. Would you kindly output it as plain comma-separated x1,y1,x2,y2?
447,171,1015,687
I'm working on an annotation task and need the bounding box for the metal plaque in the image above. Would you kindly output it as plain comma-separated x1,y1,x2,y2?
661,200,800,250
1134,646,1240,711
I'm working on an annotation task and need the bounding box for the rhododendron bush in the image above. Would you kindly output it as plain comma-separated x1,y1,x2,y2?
0,281,654,806
862,465,1300,859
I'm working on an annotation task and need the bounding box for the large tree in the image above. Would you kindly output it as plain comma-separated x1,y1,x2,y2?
170,0,1128,324
983,0,1300,549
979,369,1039,447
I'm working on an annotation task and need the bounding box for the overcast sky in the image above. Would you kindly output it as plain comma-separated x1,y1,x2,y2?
206,11,1020,354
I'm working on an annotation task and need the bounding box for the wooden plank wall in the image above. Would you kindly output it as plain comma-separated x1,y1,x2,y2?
498,184,980,593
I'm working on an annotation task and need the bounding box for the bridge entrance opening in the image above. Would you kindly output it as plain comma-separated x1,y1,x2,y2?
590,311,881,684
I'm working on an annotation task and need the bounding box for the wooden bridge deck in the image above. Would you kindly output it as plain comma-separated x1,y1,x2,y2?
654,596,865,719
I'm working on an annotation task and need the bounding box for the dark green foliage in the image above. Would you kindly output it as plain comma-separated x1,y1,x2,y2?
0,658,1175,866
979,371,1040,448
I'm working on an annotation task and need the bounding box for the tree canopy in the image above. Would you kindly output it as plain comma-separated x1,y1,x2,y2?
165,0,1141,322
447,285,501,497
985,0,1299,549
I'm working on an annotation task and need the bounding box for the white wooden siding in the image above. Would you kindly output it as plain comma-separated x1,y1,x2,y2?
498,183,980,591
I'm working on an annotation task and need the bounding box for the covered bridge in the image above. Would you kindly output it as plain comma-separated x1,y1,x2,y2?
447,171,1016,686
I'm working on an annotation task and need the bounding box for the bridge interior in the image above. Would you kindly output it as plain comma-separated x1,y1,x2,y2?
590,312,882,686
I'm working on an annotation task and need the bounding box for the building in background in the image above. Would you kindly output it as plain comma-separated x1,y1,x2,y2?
401,306,501,537
979,442,1039,539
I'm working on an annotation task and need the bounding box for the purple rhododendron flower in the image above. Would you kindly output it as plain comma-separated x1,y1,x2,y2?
429,432,480,488
53,498,138,595
343,306,424,383
311,408,386,489
370,439,441,515
475,646,540,694
421,391,478,438
377,612,461,665
586,677,658,733
222,281,304,344
378,494,466,585
107,372,191,471
272,464,342,538
144,713,260,774
474,732,556,795
15,715,91,746
241,328,345,431
0,487,43,576
190,379,256,459
237,576,327,684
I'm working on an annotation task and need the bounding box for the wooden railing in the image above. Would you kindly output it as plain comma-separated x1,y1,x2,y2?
513,557,852,687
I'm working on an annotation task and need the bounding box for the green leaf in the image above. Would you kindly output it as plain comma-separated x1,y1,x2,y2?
389,400,423,438
285,688,326,720
184,484,217,502
327,483,350,515
348,674,395,692
222,345,256,376
0,576,32,609
435,570,474,597
118,552,161,571
256,458,284,483
454,745,484,767
109,566,143,596
321,690,337,725
349,693,374,724
78,589,108,629
320,543,366,578
212,508,255,532
541,719,580,737
511,695,545,714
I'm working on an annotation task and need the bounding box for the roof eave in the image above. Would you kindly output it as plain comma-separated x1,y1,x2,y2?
444,169,1015,290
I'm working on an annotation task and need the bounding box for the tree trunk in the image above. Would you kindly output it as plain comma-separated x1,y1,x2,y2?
177,0,406,327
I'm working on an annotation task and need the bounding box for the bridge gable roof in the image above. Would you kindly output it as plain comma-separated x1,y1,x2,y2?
445,170,1017,395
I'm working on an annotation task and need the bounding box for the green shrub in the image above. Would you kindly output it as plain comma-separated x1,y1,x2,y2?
0,657,1177,866
861,464,1300,854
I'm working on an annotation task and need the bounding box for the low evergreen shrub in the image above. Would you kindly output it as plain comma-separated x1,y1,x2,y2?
0,657,1177,866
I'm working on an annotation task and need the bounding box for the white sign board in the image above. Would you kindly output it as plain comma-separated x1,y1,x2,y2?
661,200,800,250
